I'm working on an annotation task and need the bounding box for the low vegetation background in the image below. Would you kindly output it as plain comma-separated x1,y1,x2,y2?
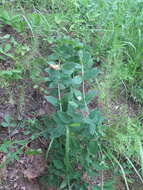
0,0,143,189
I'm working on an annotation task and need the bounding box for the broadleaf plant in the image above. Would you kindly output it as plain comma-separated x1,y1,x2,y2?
41,36,105,188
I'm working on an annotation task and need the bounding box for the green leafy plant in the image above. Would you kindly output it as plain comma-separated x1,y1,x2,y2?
1,0,143,189
35,37,106,189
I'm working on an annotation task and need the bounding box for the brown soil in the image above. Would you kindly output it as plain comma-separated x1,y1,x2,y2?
0,23,54,190
0,136,47,190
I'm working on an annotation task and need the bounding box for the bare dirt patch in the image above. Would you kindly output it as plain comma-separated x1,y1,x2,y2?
0,23,55,190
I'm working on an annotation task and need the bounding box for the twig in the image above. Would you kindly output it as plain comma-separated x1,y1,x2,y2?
101,170,104,190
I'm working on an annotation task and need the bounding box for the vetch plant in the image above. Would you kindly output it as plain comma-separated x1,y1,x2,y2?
39,37,105,188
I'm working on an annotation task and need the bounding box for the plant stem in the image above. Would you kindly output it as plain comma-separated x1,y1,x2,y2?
80,52,89,115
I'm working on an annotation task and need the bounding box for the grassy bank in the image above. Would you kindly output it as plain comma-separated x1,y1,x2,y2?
0,0,143,189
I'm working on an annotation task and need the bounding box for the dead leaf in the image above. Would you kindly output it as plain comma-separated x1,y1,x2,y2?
23,170,39,180
49,64,60,70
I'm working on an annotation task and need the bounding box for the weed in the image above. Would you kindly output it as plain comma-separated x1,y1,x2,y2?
0,0,143,189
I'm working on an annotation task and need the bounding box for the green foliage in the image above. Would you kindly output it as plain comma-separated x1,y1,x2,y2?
1,114,16,128
0,0,143,189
